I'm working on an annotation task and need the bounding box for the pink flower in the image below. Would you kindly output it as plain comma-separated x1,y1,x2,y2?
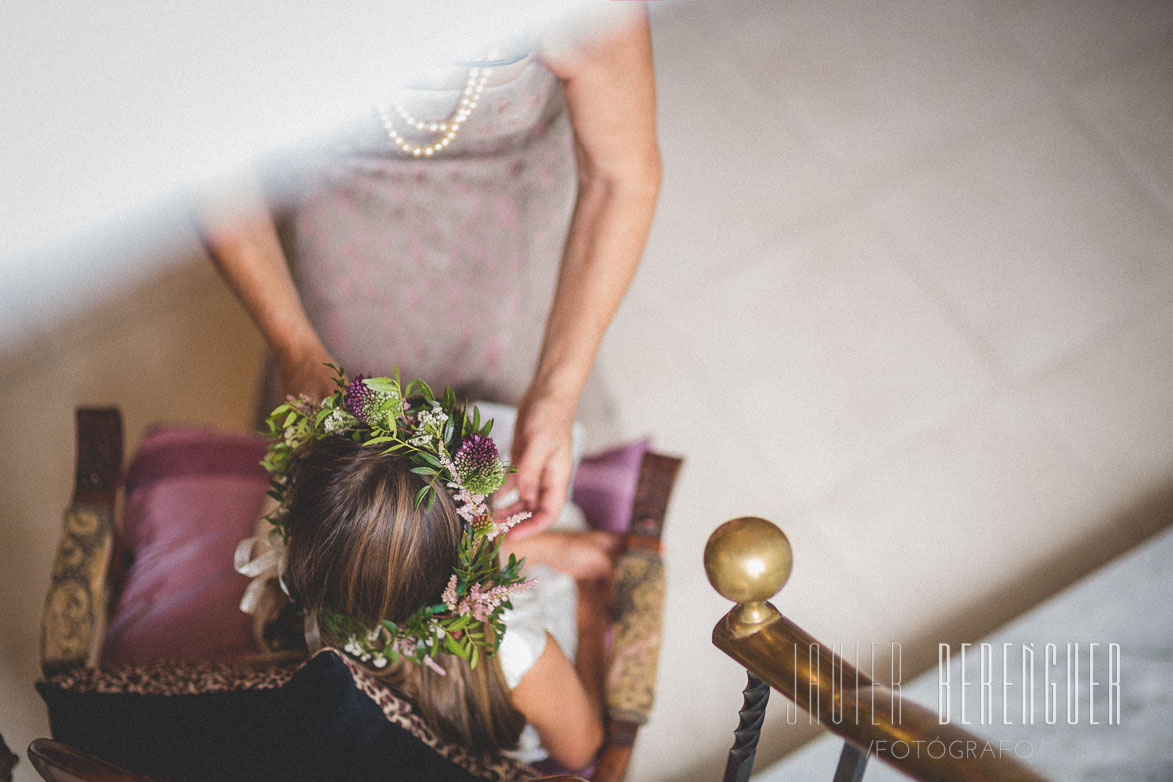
442,575,459,611
486,511,532,541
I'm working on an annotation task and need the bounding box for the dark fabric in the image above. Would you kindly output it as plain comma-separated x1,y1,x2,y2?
0,729,17,782
37,653,481,782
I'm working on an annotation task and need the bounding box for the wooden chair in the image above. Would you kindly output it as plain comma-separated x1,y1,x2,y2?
35,408,679,782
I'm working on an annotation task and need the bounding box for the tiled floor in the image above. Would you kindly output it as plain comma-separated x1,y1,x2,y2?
1,1,1171,781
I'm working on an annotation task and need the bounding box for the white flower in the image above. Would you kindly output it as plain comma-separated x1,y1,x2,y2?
417,406,449,435
323,409,348,433
373,654,388,669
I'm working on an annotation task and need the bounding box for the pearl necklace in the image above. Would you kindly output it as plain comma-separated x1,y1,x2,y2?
377,67,489,157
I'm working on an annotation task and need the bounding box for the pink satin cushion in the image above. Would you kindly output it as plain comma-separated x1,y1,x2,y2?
102,426,648,663
102,427,269,663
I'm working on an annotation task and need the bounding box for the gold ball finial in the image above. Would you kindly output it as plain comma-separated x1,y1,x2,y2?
705,517,793,627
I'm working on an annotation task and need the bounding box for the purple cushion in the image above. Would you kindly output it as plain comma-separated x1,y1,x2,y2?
102,426,648,664
572,439,650,534
103,427,268,663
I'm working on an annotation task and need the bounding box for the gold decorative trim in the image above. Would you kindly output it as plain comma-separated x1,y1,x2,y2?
605,550,665,725
42,504,114,675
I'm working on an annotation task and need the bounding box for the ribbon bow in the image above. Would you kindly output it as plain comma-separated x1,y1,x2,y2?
234,532,287,615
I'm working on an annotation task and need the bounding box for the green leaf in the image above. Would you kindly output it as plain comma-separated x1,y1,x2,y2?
409,466,436,476
413,378,435,401
414,485,430,509
364,377,400,395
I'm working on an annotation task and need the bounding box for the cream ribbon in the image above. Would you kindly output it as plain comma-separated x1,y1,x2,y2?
233,533,287,615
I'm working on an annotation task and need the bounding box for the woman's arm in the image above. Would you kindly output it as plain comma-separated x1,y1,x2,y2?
510,7,661,537
191,175,338,400
510,632,604,769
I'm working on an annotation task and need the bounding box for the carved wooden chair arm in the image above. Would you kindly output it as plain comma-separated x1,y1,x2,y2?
593,452,681,782
41,409,123,677
28,738,156,782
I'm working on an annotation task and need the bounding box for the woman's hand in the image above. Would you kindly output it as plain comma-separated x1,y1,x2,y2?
276,342,339,401
507,388,577,538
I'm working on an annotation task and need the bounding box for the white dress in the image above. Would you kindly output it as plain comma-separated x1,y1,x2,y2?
498,563,579,764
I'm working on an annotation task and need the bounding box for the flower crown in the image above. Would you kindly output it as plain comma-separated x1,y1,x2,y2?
261,366,535,673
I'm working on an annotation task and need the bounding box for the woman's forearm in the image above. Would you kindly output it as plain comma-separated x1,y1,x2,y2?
192,174,338,395
531,163,661,407
192,179,337,399
193,182,321,359
535,5,660,408
204,218,326,365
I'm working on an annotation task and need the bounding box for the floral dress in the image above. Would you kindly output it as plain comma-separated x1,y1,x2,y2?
275,58,577,408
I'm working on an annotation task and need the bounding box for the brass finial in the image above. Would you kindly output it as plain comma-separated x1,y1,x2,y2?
704,517,792,630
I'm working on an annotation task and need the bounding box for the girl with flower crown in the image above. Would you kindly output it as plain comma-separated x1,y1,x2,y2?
251,372,616,769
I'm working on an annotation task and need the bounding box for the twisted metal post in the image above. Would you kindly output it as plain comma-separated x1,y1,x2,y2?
833,742,869,782
723,670,771,782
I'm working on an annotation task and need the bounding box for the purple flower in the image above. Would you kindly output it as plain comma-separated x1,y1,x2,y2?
453,434,505,495
343,375,401,428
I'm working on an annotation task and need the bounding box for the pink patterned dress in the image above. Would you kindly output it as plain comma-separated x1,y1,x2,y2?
275,58,579,407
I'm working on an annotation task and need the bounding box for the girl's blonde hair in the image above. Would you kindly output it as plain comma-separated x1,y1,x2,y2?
281,436,526,752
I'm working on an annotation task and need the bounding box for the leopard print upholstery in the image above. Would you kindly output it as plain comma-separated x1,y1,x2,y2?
41,658,297,695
